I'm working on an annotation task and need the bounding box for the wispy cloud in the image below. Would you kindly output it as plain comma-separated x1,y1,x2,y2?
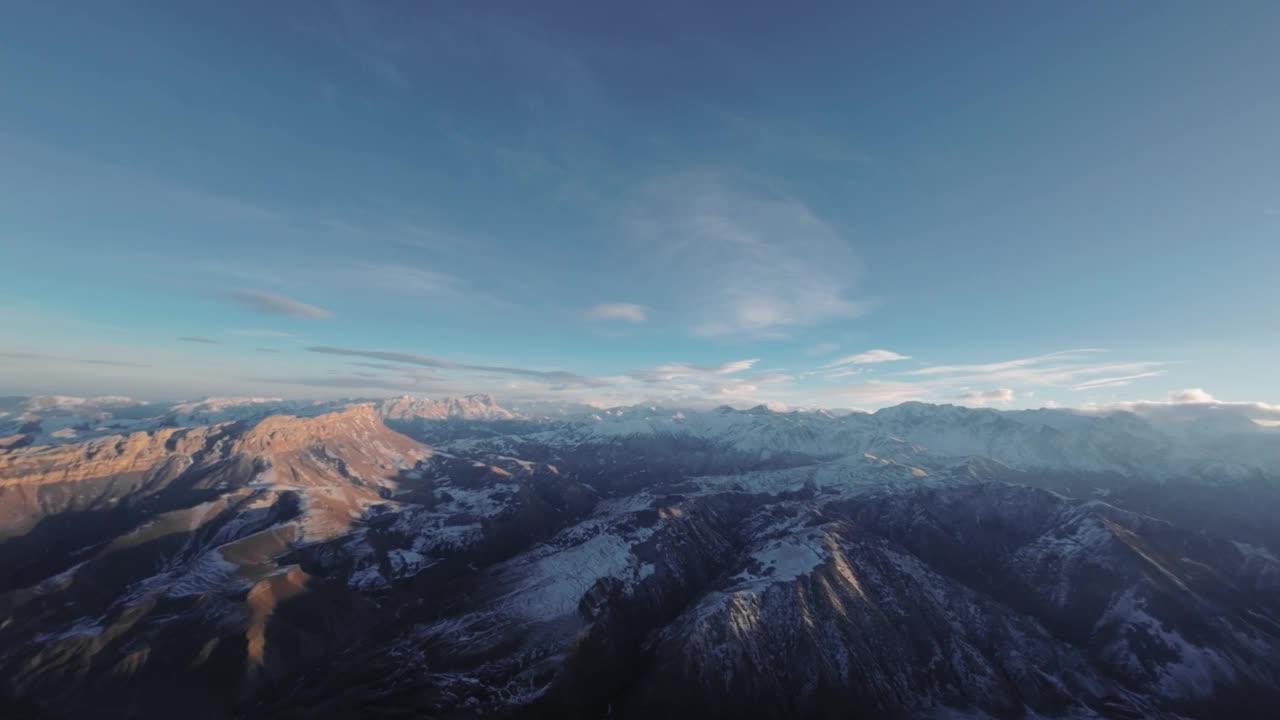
4,133,287,227
305,345,607,387
629,359,759,383
178,336,219,344
245,375,436,392
227,290,334,320
901,349,1163,390
805,342,841,356
1071,371,1166,391
587,303,647,323
904,349,1107,378
622,174,867,337
356,263,463,296
81,359,151,368
227,329,299,340
0,351,149,368
305,346,459,369
823,367,865,379
823,349,910,368
296,345,796,406
347,361,410,372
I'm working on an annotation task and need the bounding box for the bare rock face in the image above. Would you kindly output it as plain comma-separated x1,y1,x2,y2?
231,404,430,540
0,424,228,488
0,405,428,543
236,404,392,454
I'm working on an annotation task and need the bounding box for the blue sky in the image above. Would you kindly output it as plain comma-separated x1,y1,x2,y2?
1,1,1277,409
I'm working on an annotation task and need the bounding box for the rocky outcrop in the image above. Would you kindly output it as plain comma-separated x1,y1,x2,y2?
0,424,230,488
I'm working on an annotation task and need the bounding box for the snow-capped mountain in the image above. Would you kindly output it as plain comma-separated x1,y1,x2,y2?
2,398,1278,718
502,401,1280,483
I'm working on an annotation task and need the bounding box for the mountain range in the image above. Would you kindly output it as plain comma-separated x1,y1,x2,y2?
1,394,1278,718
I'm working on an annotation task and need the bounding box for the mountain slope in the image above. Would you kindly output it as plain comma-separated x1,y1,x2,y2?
0,405,431,718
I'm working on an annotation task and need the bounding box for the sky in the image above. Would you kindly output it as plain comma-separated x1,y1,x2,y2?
1,1,1278,410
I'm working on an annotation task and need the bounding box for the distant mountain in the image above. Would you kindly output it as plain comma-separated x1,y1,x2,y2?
0,395,351,446
3,398,1279,718
374,393,519,421
0,394,155,445
0,393,526,446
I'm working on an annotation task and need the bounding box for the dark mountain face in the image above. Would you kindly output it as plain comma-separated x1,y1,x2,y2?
1,401,1279,719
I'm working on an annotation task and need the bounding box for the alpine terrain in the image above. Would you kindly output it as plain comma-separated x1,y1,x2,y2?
1,394,1277,719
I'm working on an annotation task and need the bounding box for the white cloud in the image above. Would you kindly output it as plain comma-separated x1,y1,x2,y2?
622,174,867,337
1169,388,1216,403
587,303,648,323
1096,388,1280,413
955,388,1015,406
824,349,911,367
1081,389,1280,428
